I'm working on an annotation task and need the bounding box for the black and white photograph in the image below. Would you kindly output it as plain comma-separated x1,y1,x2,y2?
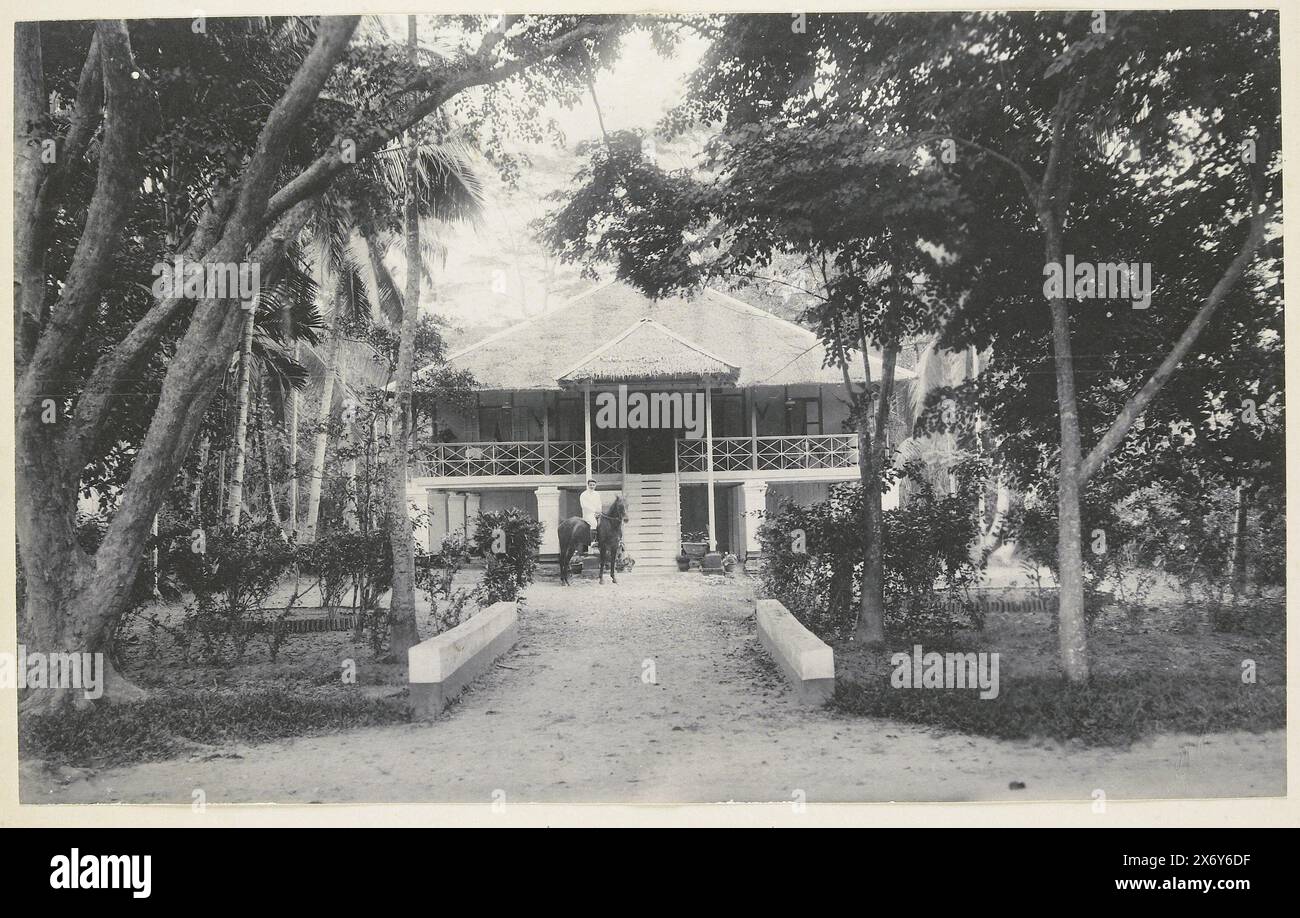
4,4,1292,822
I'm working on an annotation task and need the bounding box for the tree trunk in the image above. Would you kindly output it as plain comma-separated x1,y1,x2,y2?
14,20,359,710
227,309,256,524
303,305,342,542
216,449,227,519
191,435,210,517
385,14,424,660
1042,216,1091,684
1230,485,1248,596
287,343,300,534
852,343,897,647
258,382,283,528
855,421,887,646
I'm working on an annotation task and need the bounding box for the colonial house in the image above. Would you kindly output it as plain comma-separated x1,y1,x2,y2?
410,281,916,568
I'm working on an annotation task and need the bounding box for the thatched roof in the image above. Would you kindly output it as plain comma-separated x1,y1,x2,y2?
558,318,739,383
425,281,915,390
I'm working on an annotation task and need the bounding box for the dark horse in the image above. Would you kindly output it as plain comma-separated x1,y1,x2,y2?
558,496,628,585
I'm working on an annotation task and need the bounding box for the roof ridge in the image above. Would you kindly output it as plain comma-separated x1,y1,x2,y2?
703,286,824,344
424,277,619,373
639,318,740,370
556,316,739,381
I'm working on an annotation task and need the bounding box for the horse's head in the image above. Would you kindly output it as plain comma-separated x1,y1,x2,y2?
609,495,628,522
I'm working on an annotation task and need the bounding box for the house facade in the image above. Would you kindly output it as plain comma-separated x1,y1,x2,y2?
409,281,915,567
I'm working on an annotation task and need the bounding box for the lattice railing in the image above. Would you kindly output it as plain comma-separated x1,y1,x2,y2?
414,440,624,478
676,434,859,473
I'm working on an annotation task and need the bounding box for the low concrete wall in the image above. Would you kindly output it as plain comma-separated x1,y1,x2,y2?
408,601,519,719
755,599,835,705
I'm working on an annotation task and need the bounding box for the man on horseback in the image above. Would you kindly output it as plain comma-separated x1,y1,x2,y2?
558,486,628,586
579,480,602,551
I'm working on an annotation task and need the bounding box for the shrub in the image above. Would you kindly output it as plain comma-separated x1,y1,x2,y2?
472,508,543,607
758,460,985,641
298,534,353,608
416,532,474,636
167,520,297,663
1012,479,1277,627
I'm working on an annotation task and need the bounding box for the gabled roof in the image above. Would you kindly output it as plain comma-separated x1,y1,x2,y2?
558,318,739,383
425,280,916,390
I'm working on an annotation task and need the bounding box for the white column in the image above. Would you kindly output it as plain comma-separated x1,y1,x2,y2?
741,480,768,559
704,376,717,552
428,490,449,551
536,486,561,556
447,490,467,539
407,485,431,552
583,382,593,480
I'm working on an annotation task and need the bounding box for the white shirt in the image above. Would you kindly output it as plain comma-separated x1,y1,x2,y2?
579,489,603,529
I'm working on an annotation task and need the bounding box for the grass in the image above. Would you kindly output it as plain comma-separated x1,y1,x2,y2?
20,687,411,768
829,597,1286,746
831,672,1285,746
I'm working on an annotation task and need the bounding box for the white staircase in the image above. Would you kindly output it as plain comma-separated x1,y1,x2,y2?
621,473,681,568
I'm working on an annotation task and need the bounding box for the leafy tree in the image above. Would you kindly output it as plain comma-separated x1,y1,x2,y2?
835,10,1282,680
541,35,969,646
15,14,630,709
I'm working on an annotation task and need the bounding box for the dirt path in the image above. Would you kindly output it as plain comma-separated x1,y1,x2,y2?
22,573,1284,805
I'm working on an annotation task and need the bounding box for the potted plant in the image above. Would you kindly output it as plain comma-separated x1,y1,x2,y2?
681,529,708,564
675,552,690,572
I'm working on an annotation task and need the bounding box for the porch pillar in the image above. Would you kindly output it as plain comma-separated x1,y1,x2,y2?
704,376,717,552
447,490,467,539
749,388,759,471
429,490,450,551
740,480,768,560
542,395,551,475
535,485,561,556
583,381,593,479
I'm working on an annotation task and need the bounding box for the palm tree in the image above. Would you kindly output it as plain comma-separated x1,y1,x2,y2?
294,129,483,546
218,254,322,526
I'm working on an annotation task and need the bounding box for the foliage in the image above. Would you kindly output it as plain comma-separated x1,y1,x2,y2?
297,534,353,608
472,508,543,607
167,521,298,663
416,532,475,636
1011,476,1285,627
758,461,985,641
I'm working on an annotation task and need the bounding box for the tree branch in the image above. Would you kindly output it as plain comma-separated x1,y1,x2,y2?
1078,195,1275,485
17,20,148,409
228,15,359,237
264,20,611,225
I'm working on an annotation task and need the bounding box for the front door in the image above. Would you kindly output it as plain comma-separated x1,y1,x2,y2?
626,427,677,474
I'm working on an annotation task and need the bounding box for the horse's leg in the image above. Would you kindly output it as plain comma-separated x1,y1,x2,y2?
598,540,606,584
610,536,618,584
558,535,569,586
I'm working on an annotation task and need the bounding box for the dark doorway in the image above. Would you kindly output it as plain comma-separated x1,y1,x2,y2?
626,427,678,474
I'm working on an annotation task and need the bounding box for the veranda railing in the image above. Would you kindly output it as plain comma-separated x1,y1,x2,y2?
414,440,624,478
676,434,859,473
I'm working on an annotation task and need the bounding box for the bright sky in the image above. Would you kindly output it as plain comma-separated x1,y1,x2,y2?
426,26,710,338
